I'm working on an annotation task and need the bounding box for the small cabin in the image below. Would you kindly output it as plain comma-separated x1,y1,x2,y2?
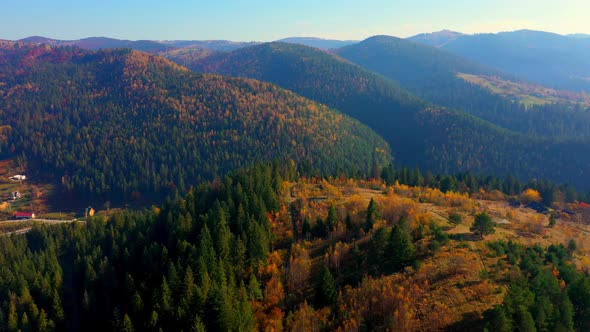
15,212,35,220
10,175,26,181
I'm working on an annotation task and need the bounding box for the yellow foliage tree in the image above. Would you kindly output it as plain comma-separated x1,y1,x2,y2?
520,189,542,204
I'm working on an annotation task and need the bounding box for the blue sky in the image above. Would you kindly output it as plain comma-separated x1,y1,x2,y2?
3,0,589,41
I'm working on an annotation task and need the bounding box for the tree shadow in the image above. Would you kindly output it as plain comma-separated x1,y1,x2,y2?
449,233,481,242
445,311,485,331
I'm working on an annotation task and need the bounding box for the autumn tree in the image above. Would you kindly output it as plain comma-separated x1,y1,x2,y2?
520,189,542,204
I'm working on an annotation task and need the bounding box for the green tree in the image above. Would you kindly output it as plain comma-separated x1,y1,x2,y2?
470,212,495,239
316,265,337,306
365,198,378,232
120,314,134,332
247,274,263,301
386,218,416,273
448,212,462,225
326,203,338,232
548,214,556,228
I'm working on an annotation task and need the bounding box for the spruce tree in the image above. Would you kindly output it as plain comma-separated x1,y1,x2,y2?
316,265,337,306
386,217,416,273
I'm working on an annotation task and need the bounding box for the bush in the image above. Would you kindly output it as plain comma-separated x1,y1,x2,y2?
448,212,462,224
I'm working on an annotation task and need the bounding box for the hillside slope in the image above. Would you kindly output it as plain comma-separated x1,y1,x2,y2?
442,30,590,92
0,44,391,201
192,42,590,189
337,35,590,140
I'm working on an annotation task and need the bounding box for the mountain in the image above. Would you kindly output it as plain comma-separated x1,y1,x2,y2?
16,36,259,53
442,29,590,91
568,33,590,39
193,42,590,188
407,29,465,47
336,35,590,140
160,40,260,52
18,36,174,52
157,45,217,68
277,37,358,49
0,43,391,202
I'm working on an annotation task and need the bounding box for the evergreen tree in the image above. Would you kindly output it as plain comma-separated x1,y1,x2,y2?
316,265,337,306
326,203,338,233
120,314,134,332
365,198,378,232
247,274,263,301
386,218,416,273
471,212,496,239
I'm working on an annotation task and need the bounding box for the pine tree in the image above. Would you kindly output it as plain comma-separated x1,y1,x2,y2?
247,274,263,301
365,198,378,232
386,217,416,273
120,314,134,332
192,315,206,332
7,300,17,332
326,203,338,233
548,214,556,228
316,265,337,306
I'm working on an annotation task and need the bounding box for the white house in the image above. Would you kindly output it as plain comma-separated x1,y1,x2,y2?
10,175,26,181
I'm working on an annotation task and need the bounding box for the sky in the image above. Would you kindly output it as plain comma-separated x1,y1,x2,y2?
2,0,589,41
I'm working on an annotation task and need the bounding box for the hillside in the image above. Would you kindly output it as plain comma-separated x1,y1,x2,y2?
407,29,465,47
337,35,590,140
442,29,590,92
2,163,590,331
0,43,391,203
277,37,358,49
192,42,590,189
17,36,258,52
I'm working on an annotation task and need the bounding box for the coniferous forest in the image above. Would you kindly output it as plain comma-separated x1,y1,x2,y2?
2,162,590,331
3,22,590,332
0,43,389,202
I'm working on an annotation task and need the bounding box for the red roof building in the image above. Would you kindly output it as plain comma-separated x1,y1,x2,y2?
15,212,35,219
580,202,590,209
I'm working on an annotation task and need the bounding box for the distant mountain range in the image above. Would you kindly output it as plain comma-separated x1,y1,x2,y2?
406,30,590,92
17,36,260,52
407,29,464,47
277,37,358,49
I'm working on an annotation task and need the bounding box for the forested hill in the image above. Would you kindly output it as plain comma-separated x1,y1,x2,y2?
3,162,590,331
337,35,590,140
0,43,391,201
442,30,590,92
190,42,590,189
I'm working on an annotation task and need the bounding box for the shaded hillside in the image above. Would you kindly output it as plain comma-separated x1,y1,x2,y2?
0,43,391,201
337,35,590,140
192,42,590,188
443,30,590,92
